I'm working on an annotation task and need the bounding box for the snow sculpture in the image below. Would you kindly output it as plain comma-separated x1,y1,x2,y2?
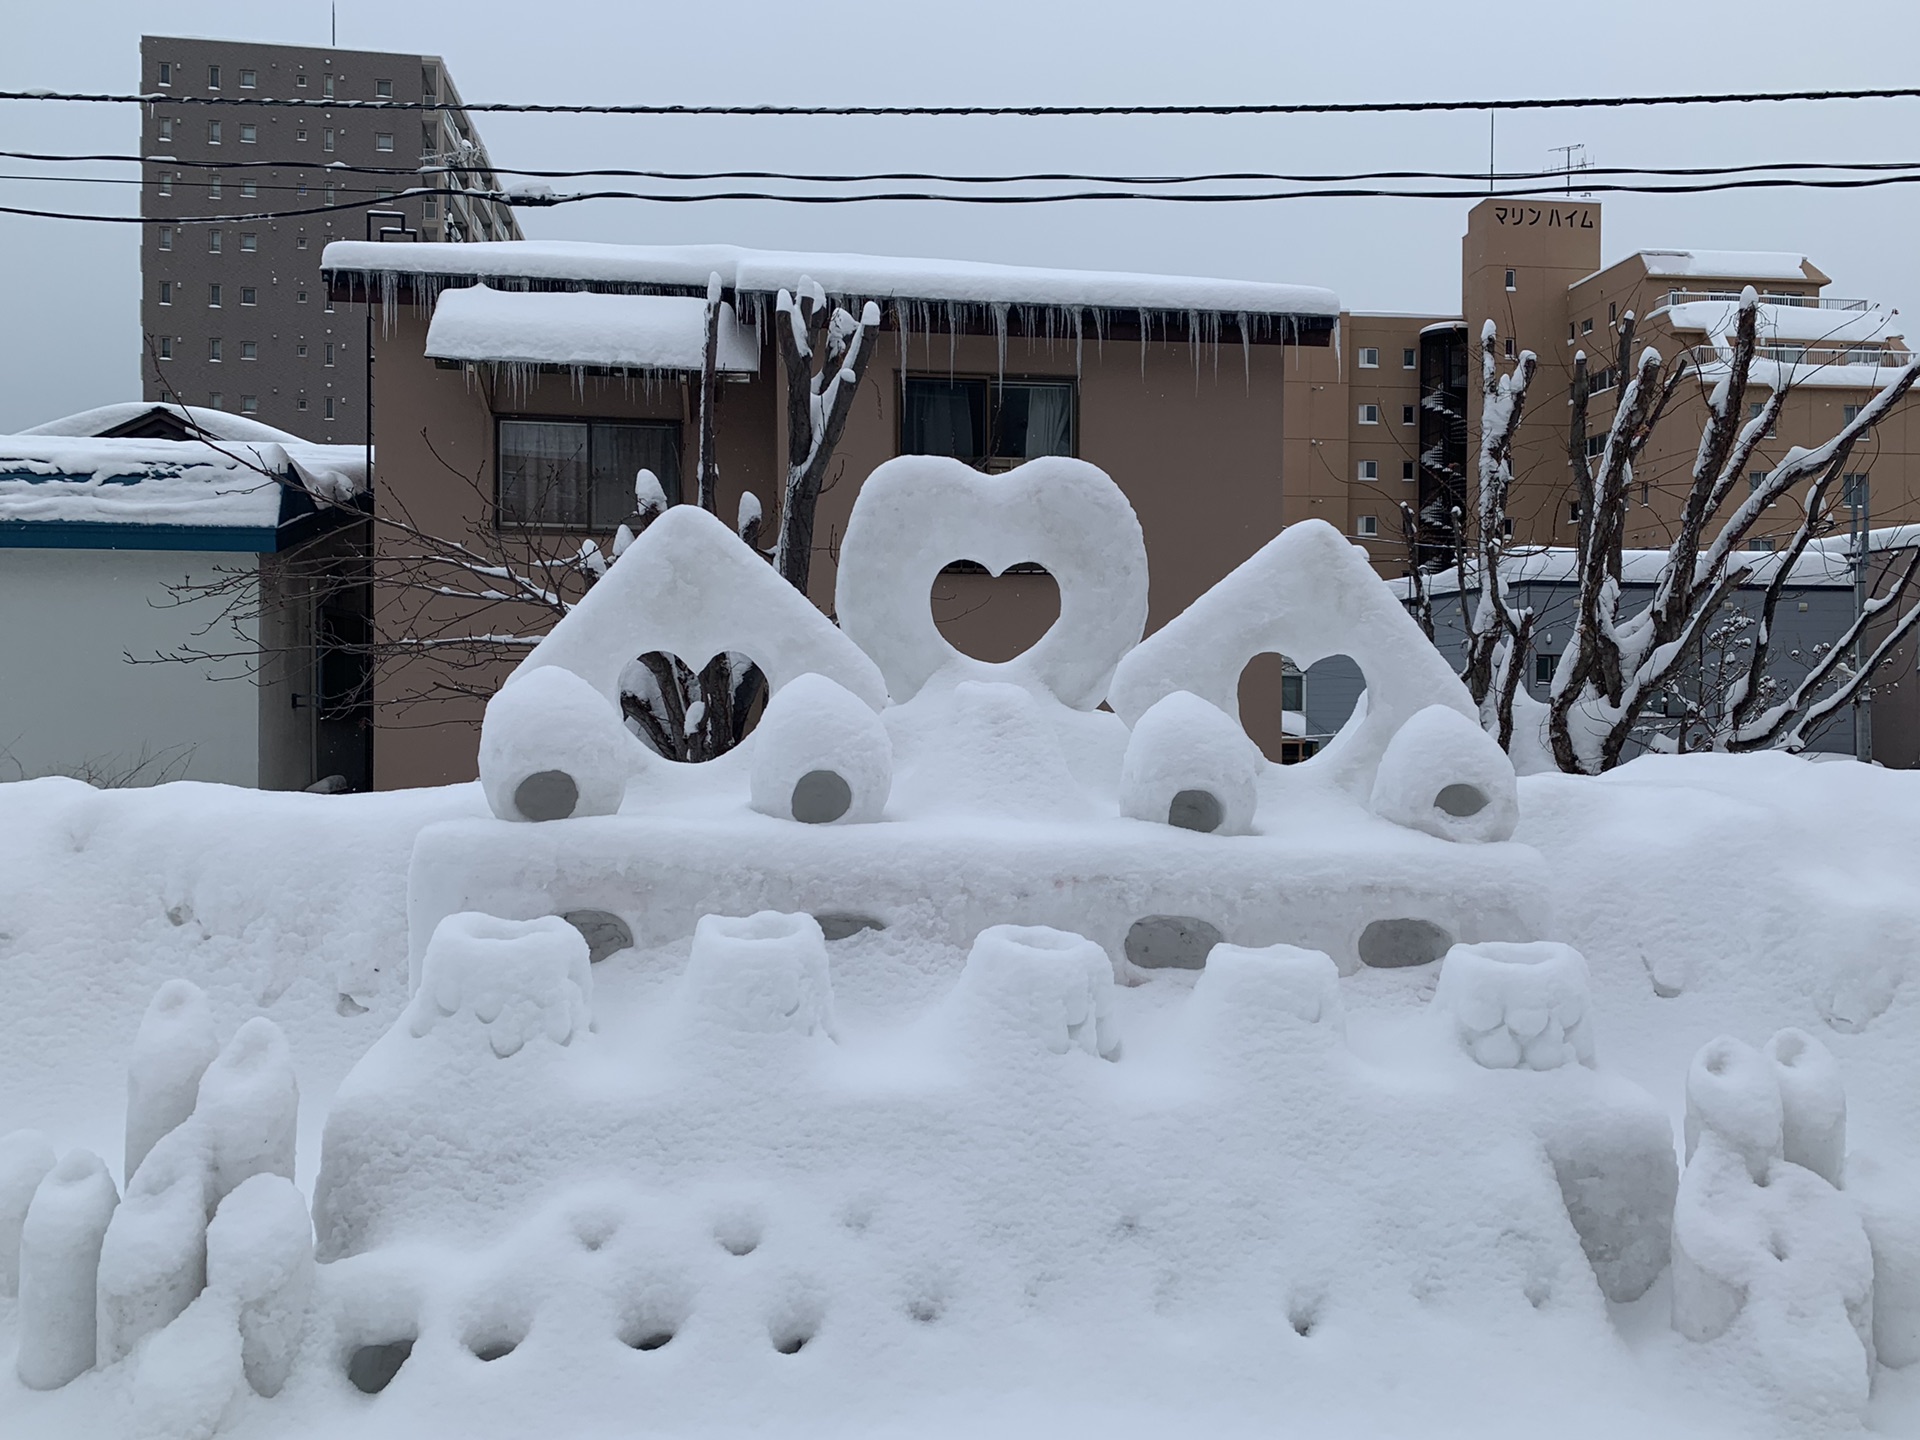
16,1149,120,1389
407,912,591,1056
97,1136,211,1364
1369,704,1520,844
516,503,886,711
1851,1156,1920,1368
943,924,1120,1061
196,1018,299,1209
0,1129,57,1296
1432,941,1595,1071
479,664,642,822
205,1174,315,1398
1537,1092,1679,1304
748,672,893,825
1764,1027,1846,1187
1119,690,1262,835
125,978,219,1184
1671,1032,1875,1411
1108,519,1480,793
675,910,835,1044
1183,943,1346,1064
834,455,1149,707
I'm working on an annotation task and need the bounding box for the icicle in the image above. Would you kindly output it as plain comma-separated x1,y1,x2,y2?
993,302,1009,379
1239,311,1253,392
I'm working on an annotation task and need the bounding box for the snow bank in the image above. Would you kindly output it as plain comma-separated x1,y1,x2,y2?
426,286,761,373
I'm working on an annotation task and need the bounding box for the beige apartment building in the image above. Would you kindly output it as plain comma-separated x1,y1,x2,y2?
138,35,521,443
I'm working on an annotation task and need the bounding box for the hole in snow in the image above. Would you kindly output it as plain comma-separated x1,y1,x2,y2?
619,650,766,762
771,1322,815,1355
714,1212,763,1257
1434,783,1489,817
791,769,853,824
1772,1032,1807,1066
1357,918,1452,969
559,909,633,964
816,912,886,941
626,1327,675,1352
346,1338,414,1394
513,769,578,822
1167,788,1224,833
468,1335,519,1363
1289,1301,1317,1337
1125,915,1223,971
931,562,1059,662
907,1295,943,1324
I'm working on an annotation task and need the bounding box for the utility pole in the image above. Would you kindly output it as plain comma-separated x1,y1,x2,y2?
1850,474,1873,762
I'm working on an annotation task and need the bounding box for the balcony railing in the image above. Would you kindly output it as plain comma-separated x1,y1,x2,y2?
1686,343,1914,372
1665,288,1875,312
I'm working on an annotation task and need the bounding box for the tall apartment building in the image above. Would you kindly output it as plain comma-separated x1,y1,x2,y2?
138,36,522,443
1291,199,1918,575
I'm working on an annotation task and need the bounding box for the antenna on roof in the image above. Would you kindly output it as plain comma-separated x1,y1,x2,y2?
331,3,337,47
1548,143,1593,197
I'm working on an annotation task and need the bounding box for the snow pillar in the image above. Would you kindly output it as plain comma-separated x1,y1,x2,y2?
96,1133,213,1366
16,1149,120,1389
1431,941,1595,1070
125,979,219,1187
1683,1036,1782,1180
195,1018,299,1211
678,911,837,1043
944,924,1120,1062
1764,1027,1846,1188
207,1174,315,1398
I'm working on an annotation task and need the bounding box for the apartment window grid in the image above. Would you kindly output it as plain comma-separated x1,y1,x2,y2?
899,376,1078,467
497,418,684,528
240,180,256,198
209,391,223,409
376,133,395,152
323,128,336,153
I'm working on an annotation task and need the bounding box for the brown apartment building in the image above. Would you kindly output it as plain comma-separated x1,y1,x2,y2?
138,35,521,443
316,201,1919,790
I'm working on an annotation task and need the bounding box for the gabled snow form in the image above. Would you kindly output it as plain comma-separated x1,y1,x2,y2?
425,287,761,373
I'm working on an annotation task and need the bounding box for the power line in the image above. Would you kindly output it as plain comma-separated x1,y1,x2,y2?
10,170,1920,225
8,149,1920,187
4,84,1920,117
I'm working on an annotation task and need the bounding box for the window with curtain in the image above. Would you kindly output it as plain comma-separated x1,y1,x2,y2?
497,418,681,529
900,377,1076,466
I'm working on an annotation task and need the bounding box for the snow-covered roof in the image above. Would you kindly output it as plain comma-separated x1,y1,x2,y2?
1660,301,1899,347
1634,249,1819,283
1397,542,1865,598
322,239,1342,319
0,435,364,538
425,287,761,373
1697,354,1919,392
20,402,310,445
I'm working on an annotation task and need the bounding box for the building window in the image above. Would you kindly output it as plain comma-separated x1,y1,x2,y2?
208,283,221,306
899,377,1077,464
1843,473,1869,509
1356,515,1379,538
1402,460,1416,481
296,342,308,357
207,65,221,89
158,117,173,142
157,336,173,359
1585,434,1605,457
1358,460,1378,481
1357,404,1380,425
209,338,223,361
324,75,335,99
207,120,222,145
324,342,335,366
240,341,257,360
239,124,257,144
1402,347,1417,369
158,61,172,85
1582,318,1593,334
209,391,223,409
240,232,257,252
1401,404,1415,425
497,418,684,528
208,175,222,200
1747,402,1778,438
156,174,172,197
376,132,395,152
296,290,308,303
240,179,256,198
1358,347,1379,368
424,197,438,218
324,397,336,420
1568,323,1575,342
296,72,307,87
157,226,173,250
1608,302,1617,324
241,287,257,305
323,128,335,152
1567,501,1582,523
1747,537,1777,552
324,186,336,205
208,229,221,254
1843,404,1861,424
297,396,308,411
1749,471,1776,505
1534,653,1556,686
1504,269,1517,291
296,129,308,143
1504,337,1516,358
240,69,256,89
158,280,172,304
376,78,394,98
240,395,258,413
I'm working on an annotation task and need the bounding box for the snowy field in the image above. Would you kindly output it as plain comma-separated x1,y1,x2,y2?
0,753,1915,1439
2,458,1917,1439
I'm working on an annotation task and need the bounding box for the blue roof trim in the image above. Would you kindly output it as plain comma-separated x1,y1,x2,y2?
0,521,281,552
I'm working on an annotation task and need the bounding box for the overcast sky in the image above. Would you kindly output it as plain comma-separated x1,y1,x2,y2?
3,0,1918,431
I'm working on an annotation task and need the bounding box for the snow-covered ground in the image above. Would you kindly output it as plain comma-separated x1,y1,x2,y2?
0,751,1915,1438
